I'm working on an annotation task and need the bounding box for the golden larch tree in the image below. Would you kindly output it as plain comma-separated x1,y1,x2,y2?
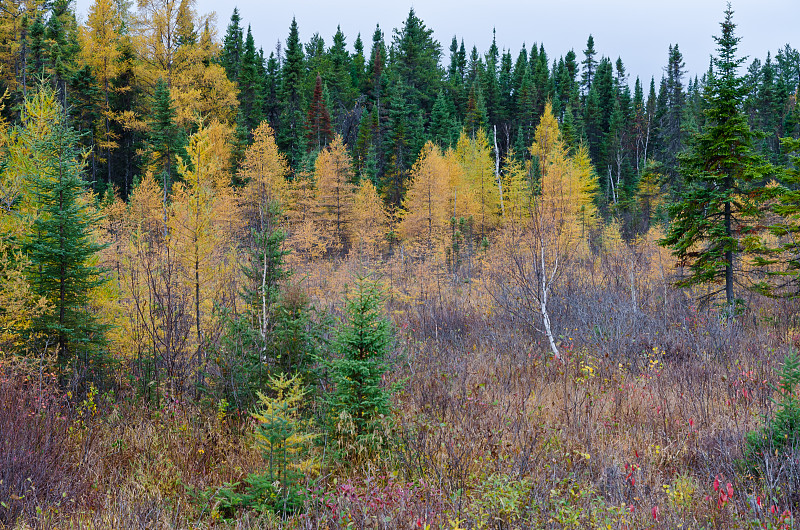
454,130,501,239
399,141,451,253
350,179,389,259
314,135,355,253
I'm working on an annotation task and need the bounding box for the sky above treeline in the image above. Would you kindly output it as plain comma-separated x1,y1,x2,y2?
76,0,798,85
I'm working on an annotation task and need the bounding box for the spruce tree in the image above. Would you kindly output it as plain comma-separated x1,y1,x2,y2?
278,18,306,171
21,87,108,377
661,5,772,307
581,34,597,96
328,276,394,444
305,74,333,152
148,78,185,198
220,8,244,82
238,26,265,134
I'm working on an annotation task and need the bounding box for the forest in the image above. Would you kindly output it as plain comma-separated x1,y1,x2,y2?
2,0,800,527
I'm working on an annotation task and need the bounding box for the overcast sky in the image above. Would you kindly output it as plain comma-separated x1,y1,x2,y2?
76,0,799,85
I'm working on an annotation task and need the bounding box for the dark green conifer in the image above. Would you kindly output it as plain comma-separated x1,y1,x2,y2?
22,87,109,379
662,5,772,307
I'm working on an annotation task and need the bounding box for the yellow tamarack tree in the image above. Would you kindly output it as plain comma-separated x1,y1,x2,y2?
240,121,289,213
314,135,355,253
171,124,239,384
501,153,532,231
350,179,389,260
81,0,124,184
399,141,451,254
454,129,501,239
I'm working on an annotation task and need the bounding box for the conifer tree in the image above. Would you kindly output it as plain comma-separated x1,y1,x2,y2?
148,78,185,201
21,86,108,375
662,5,772,307
81,0,122,188
314,135,355,252
238,26,265,134
220,8,244,82
429,89,459,148
305,74,333,152
400,141,451,251
328,276,394,444
350,179,389,258
278,18,306,171
581,34,597,96
392,8,442,115
328,25,353,111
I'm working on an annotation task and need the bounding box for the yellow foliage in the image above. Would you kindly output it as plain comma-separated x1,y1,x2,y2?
135,0,237,126
532,103,597,253
0,243,49,354
240,121,289,213
251,373,319,477
314,135,355,251
500,153,531,230
400,141,451,252
350,179,389,259
454,130,501,236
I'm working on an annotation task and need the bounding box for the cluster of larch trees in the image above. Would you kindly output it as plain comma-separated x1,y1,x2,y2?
1,0,800,386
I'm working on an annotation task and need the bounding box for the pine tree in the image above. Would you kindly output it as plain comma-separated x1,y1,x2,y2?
661,5,772,307
21,86,108,376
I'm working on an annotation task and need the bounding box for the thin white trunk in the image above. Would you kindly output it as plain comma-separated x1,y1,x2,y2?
494,125,505,219
540,243,561,361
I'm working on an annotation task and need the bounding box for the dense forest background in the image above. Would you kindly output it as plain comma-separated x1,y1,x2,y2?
1,0,797,223
3,0,800,528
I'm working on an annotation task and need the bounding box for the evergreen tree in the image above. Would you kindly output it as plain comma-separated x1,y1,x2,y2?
392,8,442,115
429,89,459,148
220,8,244,82
327,276,394,444
278,18,306,171
464,80,488,138
21,87,108,377
238,26,265,134
305,74,333,152
148,78,185,198
581,34,597,96
659,44,687,180
263,51,281,128
662,5,772,307
351,33,366,93
328,25,353,111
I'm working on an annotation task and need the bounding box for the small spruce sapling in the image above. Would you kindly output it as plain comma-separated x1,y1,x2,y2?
327,276,395,452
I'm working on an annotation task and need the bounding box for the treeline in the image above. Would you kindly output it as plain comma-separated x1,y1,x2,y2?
1,1,798,229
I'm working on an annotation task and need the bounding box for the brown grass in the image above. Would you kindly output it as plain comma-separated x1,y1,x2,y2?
5,245,800,529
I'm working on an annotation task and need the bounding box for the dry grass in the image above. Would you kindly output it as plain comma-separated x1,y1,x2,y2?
5,244,800,529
